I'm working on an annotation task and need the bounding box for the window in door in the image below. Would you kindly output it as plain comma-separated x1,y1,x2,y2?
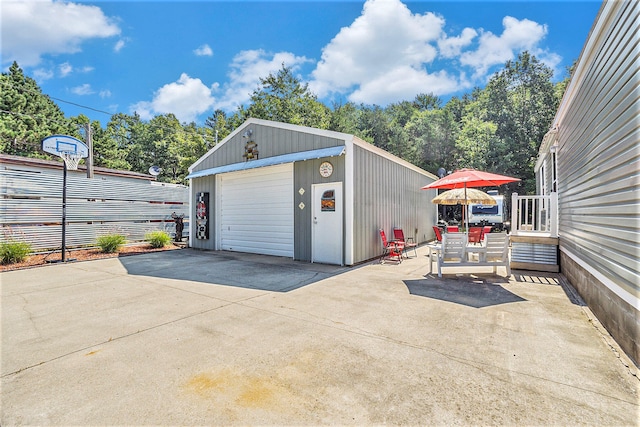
321,190,335,212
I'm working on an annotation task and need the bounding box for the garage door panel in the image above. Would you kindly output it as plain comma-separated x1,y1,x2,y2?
220,207,291,217
218,164,293,257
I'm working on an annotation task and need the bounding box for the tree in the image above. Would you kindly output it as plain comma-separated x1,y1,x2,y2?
242,65,330,129
413,93,442,111
0,62,76,157
104,113,147,173
204,109,230,146
328,101,361,135
406,108,458,175
480,51,557,193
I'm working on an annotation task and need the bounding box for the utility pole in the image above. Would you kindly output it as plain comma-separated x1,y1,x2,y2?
85,123,94,178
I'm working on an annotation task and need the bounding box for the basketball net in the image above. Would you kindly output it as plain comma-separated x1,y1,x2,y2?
61,151,82,170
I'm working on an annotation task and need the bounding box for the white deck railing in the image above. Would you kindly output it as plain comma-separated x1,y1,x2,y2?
511,192,558,237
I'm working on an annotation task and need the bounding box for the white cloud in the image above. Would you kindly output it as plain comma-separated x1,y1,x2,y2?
307,1,557,105
130,73,216,123
309,0,446,104
438,28,477,58
114,39,126,53
132,50,311,120
349,66,462,105
194,44,213,57
0,0,121,67
535,50,563,76
460,16,548,77
71,84,94,95
59,62,73,77
215,49,312,111
32,68,54,82
99,90,112,98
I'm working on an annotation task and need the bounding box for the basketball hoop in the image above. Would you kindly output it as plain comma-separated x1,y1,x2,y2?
41,135,90,263
61,151,83,170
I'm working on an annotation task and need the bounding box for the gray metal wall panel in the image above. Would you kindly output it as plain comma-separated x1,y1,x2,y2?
191,124,345,173
293,156,345,262
556,0,639,298
512,242,558,264
1,162,189,251
352,144,436,263
189,175,216,250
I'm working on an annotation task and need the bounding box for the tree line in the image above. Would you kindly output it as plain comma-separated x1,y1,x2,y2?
1,52,568,194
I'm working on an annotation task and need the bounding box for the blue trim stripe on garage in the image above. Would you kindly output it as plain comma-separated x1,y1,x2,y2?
186,146,346,180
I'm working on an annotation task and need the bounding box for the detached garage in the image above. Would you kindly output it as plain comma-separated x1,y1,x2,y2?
187,118,438,265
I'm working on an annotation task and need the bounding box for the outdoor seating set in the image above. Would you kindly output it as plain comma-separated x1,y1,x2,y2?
379,228,418,263
428,231,511,277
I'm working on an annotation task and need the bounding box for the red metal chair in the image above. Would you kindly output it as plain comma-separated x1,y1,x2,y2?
379,229,404,263
393,227,417,257
481,226,492,240
446,225,459,233
433,226,443,242
468,227,483,245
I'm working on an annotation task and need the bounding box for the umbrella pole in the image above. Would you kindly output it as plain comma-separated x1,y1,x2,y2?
464,184,469,233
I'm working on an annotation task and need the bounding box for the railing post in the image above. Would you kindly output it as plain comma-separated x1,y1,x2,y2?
511,193,519,235
550,192,558,237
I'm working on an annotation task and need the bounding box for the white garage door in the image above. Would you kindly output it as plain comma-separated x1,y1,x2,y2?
218,163,294,257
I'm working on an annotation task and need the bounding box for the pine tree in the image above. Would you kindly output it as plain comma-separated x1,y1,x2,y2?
0,62,76,157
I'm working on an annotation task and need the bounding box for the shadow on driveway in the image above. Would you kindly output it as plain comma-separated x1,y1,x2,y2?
117,248,355,292
404,274,526,308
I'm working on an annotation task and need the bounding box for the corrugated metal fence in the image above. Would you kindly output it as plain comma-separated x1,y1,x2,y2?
1,155,189,251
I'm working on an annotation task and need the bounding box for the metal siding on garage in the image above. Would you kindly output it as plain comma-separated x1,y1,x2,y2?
351,142,437,263
190,175,216,250
218,163,293,257
293,156,346,262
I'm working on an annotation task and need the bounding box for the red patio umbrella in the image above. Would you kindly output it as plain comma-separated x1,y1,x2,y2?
421,168,520,190
422,168,520,230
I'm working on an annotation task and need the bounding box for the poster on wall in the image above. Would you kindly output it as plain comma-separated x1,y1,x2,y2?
196,192,209,239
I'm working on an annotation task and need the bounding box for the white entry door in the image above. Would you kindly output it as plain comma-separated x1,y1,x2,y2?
312,182,343,265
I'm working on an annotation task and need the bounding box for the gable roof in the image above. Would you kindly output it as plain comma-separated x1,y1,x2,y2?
188,118,437,180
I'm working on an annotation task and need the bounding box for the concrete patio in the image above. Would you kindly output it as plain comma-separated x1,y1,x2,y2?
1,246,638,425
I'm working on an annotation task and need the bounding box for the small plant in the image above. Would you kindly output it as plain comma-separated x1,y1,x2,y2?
96,234,126,253
145,230,171,248
0,241,32,265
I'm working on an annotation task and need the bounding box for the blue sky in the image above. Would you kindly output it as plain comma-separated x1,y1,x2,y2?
1,0,602,125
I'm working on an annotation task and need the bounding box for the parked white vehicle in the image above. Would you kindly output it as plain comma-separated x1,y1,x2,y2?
468,190,507,230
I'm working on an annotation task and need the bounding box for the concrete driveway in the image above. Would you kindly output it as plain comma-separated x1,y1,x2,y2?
2,247,638,425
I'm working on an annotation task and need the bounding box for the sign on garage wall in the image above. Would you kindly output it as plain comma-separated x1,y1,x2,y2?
196,192,209,239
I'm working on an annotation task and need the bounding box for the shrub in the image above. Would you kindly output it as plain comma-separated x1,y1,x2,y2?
145,230,171,248
96,234,126,253
0,241,32,265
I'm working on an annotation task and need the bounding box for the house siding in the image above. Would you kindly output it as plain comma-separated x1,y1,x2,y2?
536,0,639,365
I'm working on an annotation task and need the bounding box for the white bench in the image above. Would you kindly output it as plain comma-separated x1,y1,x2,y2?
431,232,511,277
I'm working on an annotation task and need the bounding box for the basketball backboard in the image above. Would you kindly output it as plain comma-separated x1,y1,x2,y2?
42,135,89,158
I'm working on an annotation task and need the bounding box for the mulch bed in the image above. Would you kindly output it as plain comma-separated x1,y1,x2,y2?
0,244,182,272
